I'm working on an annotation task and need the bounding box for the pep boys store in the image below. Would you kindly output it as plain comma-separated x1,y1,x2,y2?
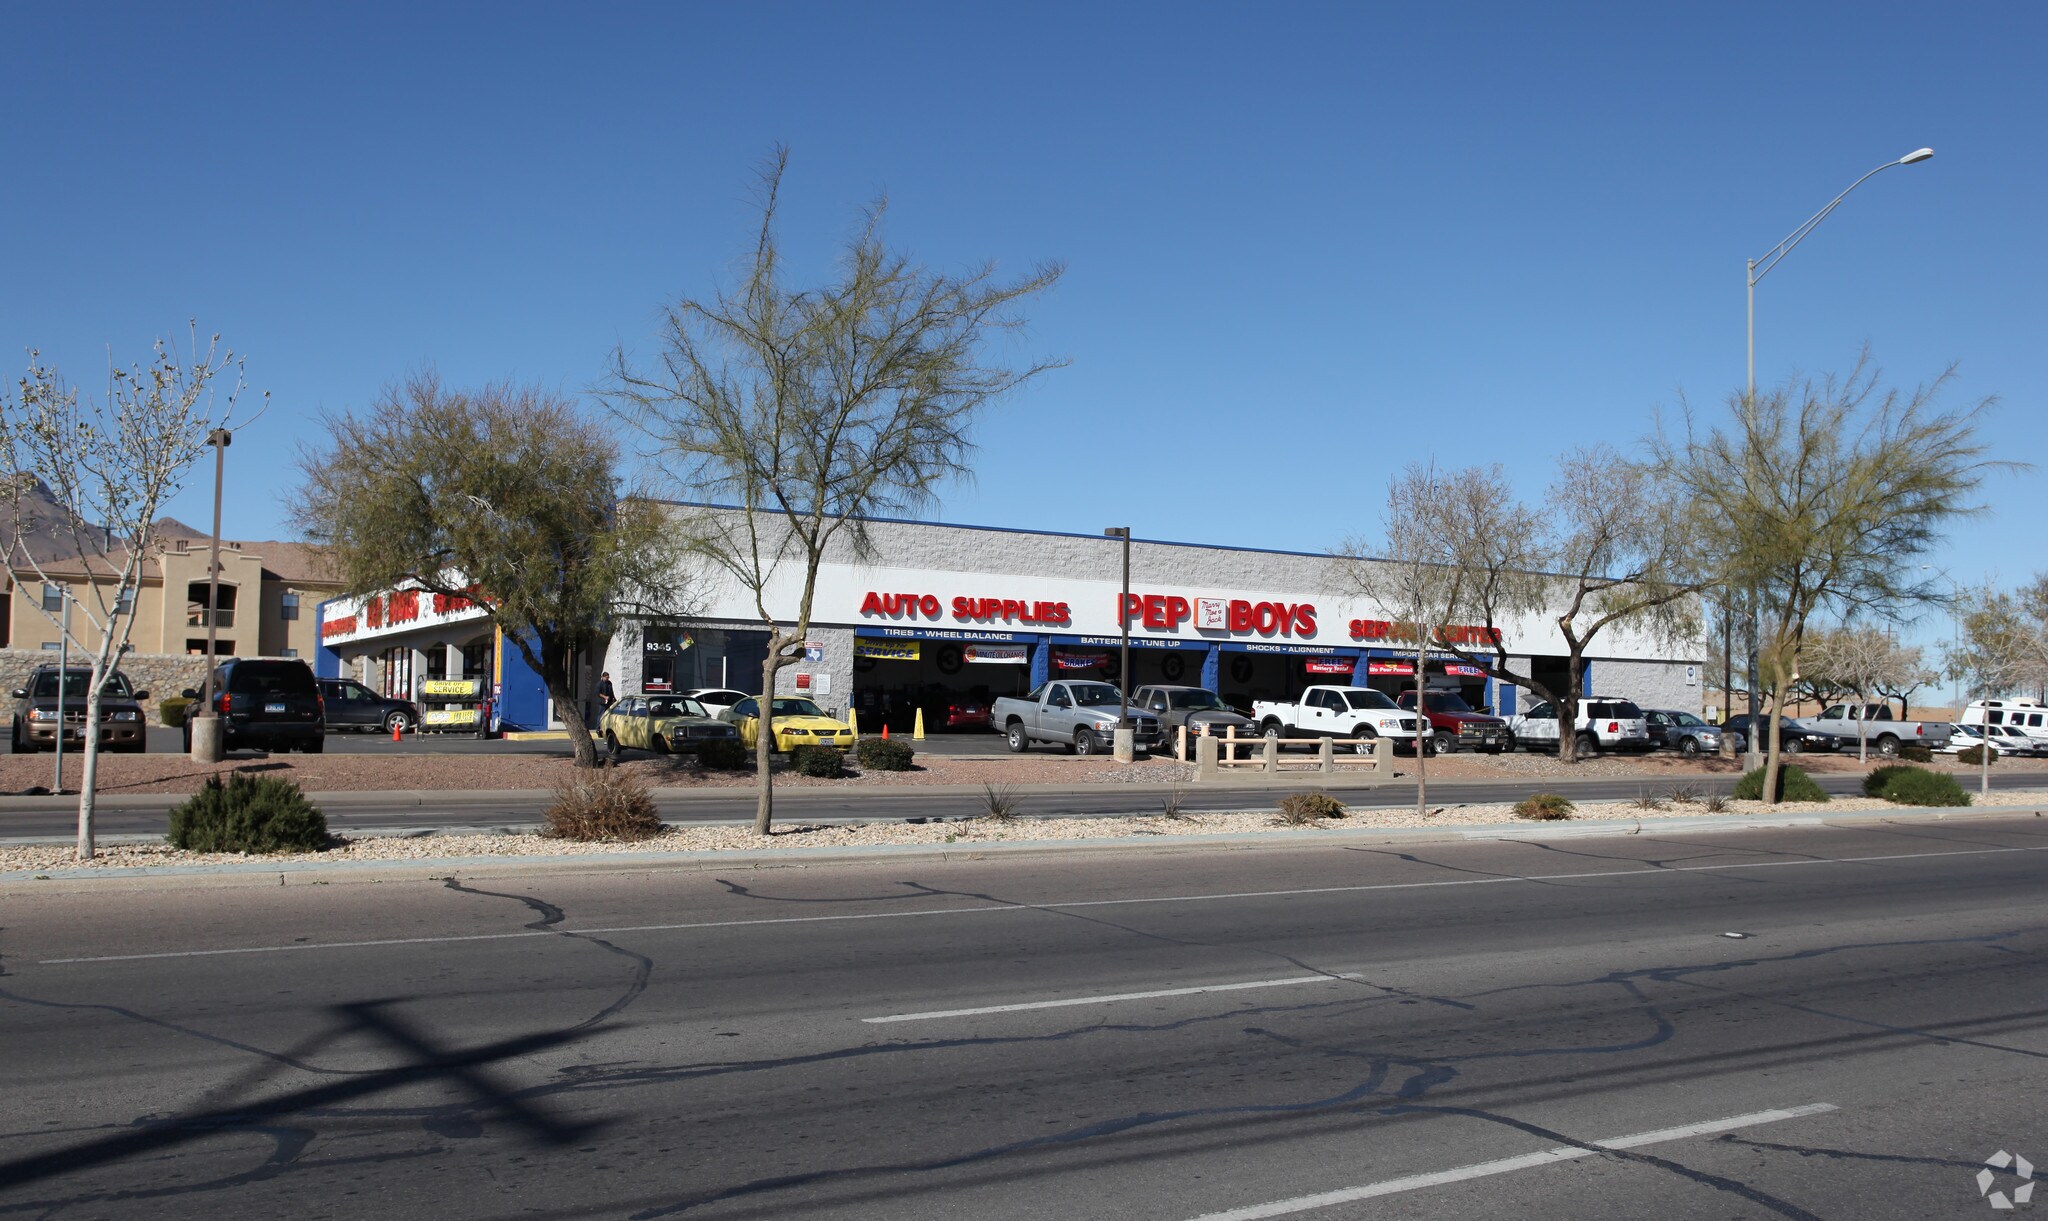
609,513,1705,733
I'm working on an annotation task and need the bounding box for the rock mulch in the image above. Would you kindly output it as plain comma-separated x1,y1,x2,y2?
6,787,2040,874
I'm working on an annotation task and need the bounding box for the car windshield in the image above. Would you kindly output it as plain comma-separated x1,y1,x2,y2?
769,698,826,718
1066,683,1122,706
29,671,133,699
1673,712,1706,727
1169,690,1231,711
648,698,708,718
1413,691,1475,713
1345,690,1397,710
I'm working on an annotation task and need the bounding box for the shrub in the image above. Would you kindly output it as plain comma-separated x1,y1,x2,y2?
1862,764,1918,798
981,782,1021,822
789,745,847,777
159,696,194,728
167,773,330,853
1665,782,1702,805
1700,794,1730,813
1630,789,1666,811
544,768,663,842
1957,744,1999,767
1898,743,1934,763
1875,767,1972,808
1513,793,1575,821
1276,792,1346,824
854,738,916,771
1732,764,1830,803
697,738,750,770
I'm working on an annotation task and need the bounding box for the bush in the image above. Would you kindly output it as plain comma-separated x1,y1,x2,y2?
167,773,330,853
981,782,1021,822
1957,744,1999,767
1513,793,1575,821
697,738,750,770
855,738,916,771
1732,764,1830,803
789,744,847,777
1874,767,1972,808
1276,792,1346,824
544,768,663,841
159,696,193,728
1862,764,1918,798
1898,743,1934,763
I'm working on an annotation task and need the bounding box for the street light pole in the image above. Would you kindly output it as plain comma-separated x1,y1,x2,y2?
1741,146,1933,768
1104,527,1133,762
190,428,233,762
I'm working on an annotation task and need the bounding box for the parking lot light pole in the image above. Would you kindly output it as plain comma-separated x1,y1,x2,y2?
1742,146,1932,768
1105,527,1133,761
190,427,233,762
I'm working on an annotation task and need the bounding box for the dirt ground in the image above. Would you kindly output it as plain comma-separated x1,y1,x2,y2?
0,742,2036,796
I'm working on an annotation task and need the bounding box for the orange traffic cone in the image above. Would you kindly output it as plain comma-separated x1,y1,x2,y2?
882,723,890,740
392,720,403,742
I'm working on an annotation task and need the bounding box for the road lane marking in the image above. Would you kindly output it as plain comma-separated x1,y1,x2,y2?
863,973,1367,1024
1186,1103,1839,1219
36,842,2048,964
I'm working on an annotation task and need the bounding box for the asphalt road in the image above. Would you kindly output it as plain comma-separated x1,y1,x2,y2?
4,769,2044,842
3,816,2044,1218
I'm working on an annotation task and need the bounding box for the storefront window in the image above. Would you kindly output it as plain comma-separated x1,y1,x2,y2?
461,638,492,679
380,646,413,700
642,625,768,694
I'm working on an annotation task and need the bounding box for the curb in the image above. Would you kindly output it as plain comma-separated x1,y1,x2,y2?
4,802,2039,888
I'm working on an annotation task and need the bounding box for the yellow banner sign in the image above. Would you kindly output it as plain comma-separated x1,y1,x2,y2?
855,640,920,661
422,679,484,697
423,707,480,726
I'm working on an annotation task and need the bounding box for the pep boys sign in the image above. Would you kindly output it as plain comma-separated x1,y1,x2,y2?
858,587,1319,639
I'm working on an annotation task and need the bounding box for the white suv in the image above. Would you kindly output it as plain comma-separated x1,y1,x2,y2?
1508,696,1653,754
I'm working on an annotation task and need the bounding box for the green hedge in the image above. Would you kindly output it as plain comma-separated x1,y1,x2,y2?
167,773,329,853
1957,744,1998,766
159,696,194,728
1897,743,1934,763
1513,793,1575,821
1869,766,1972,807
1733,764,1829,802
1862,764,1916,798
854,738,916,771
789,744,847,777
696,738,750,770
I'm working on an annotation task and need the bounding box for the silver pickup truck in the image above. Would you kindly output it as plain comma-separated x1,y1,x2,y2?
994,680,1164,755
1806,702,1952,757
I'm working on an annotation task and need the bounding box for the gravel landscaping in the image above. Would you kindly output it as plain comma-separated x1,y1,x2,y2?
5,787,2043,874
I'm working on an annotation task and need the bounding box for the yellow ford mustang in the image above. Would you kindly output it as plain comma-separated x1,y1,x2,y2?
724,696,854,752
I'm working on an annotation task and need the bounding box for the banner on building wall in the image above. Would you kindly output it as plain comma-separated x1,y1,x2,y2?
1443,664,1486,677
964,644,1029,664
1368,661,1415,675
1054,651,1106,670
854,640,920,662
1303,660,1353,675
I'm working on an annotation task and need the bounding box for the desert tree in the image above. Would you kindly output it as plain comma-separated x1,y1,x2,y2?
607,149,1064,835
1346,449,1706,765
1803,625,1936,760
294,375,687,768
1952,575,2048,701
0,326,253,859
1655,357,2008,802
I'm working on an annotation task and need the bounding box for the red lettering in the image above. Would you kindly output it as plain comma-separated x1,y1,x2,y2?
1051,602,1070,625
918,594,941,617
1252,602,1279,634
952,596,970,619
1142,594,1166,629
1165,595,1190,628
862,591,885,615
1120,593,1143,625
1294,604,1316,636
1228,599,1253,631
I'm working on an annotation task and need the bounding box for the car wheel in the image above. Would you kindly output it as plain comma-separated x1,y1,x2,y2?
1420,737,1438,758
653,734,671,755
1680,737,1702,756
384,711,412,735
1501,732,1517,754
1075,729,1100,756
604,730,622,757
1783,738,1803,756
1875,735,1899,757
1263,723,1284,752
1434,730,1457,755
1350,725,1378,756
1575,732,1599,757
1006,723,1030,753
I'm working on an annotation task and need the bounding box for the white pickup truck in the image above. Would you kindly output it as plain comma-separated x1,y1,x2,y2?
1252,686,1424,755
1806,703,1952,757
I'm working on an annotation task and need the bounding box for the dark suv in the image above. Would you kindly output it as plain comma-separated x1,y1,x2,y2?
10,667,151,753
183,659,325,753
317,678,419,734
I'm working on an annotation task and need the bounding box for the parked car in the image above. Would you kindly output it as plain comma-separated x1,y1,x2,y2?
1395,688,1511,754
722,695,854,753
1643,708,1737,755
1716,714,1843,755
993,681,1163,755
181,658,325,753
1133,685,1259,744
1938,722,2017,757
1962,699,2048,753
9,666,150,754
1250,686,1424,755
1509,697,1653,754
317,678,420,735
1804,702,1952,756
601,694,740,756
920,692,993,732
680,688,752,719
1983,723,2047,757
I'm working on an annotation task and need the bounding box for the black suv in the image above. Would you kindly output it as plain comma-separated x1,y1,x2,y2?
317,678,419,734
10,666,151,753
183,659,325,753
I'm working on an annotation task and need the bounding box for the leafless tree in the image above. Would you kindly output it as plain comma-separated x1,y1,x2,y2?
1804,625,1935,760
607,148,1064,834
1,326,254,858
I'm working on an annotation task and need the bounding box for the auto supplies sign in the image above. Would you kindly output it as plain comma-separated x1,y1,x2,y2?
855,640,920,661
963,644,1028,664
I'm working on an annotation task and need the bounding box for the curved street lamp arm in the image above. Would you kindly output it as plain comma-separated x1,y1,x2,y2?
1749,160,1902,287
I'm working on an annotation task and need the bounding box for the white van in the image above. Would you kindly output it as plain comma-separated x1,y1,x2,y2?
1963,699,2048,751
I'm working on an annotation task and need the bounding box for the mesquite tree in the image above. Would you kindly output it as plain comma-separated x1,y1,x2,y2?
608,148,1063,834
1,327,253,858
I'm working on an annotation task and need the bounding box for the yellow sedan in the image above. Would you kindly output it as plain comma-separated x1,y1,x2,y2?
724,696,855,752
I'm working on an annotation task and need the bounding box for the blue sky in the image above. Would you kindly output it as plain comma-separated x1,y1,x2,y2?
3,2,2041,651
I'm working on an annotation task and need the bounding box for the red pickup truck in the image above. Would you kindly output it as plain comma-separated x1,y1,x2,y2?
1396,689,1512,754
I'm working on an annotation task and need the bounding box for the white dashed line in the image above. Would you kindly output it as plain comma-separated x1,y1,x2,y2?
862,973,1365,1023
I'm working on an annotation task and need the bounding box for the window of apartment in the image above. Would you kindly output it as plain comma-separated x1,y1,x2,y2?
40,641,60,651
187,639,235,656
280,591,300,621
186,581,237,629
115,587,135,616
280,647,298,658
41,583,62,613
